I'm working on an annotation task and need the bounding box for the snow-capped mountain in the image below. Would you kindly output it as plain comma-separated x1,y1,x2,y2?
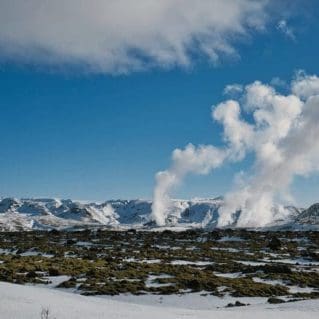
295,203,319,225
0,197,317,231
0,197,221,231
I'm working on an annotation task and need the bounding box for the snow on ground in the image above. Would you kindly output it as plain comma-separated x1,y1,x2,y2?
214,272,242,278
1,282,318,319
218,236,245,242
211,247,241,253
236,260,267,266
170,260,213,266
262,257,319,266
251,277,317,294
123,258,161,264
145,274,174,288
31,275,71,289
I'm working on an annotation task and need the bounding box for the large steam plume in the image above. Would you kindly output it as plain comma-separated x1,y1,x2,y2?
151,71,319,227
151,144,227,226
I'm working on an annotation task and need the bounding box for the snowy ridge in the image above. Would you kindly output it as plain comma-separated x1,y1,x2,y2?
0,197,317,231
295,203,319,225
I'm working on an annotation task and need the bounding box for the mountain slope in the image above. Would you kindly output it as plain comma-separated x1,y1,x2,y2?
295,203,319,225
0,197,317,231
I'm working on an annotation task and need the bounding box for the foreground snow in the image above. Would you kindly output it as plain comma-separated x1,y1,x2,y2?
1,282,318,319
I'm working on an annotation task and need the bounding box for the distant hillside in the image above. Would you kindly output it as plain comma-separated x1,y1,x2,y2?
0,197,317,231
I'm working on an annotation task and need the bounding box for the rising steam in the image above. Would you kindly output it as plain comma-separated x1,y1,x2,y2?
151,71,319,227
151,144,227,226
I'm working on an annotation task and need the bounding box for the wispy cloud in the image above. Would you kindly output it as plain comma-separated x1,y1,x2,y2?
0,0,273,73
270,77,287,88
223,84,244,97
277,19,296,41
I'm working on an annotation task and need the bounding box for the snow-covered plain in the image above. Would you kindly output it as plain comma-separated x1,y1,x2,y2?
1,282,318,319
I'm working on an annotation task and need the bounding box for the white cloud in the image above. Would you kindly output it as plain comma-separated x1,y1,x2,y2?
0,0,271,73
291,71,319,99
223,84,243,97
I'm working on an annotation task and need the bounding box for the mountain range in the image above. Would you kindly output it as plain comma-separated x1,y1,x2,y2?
0,197,318,231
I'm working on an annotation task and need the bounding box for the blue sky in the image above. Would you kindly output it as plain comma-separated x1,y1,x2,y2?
0,1,319,205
